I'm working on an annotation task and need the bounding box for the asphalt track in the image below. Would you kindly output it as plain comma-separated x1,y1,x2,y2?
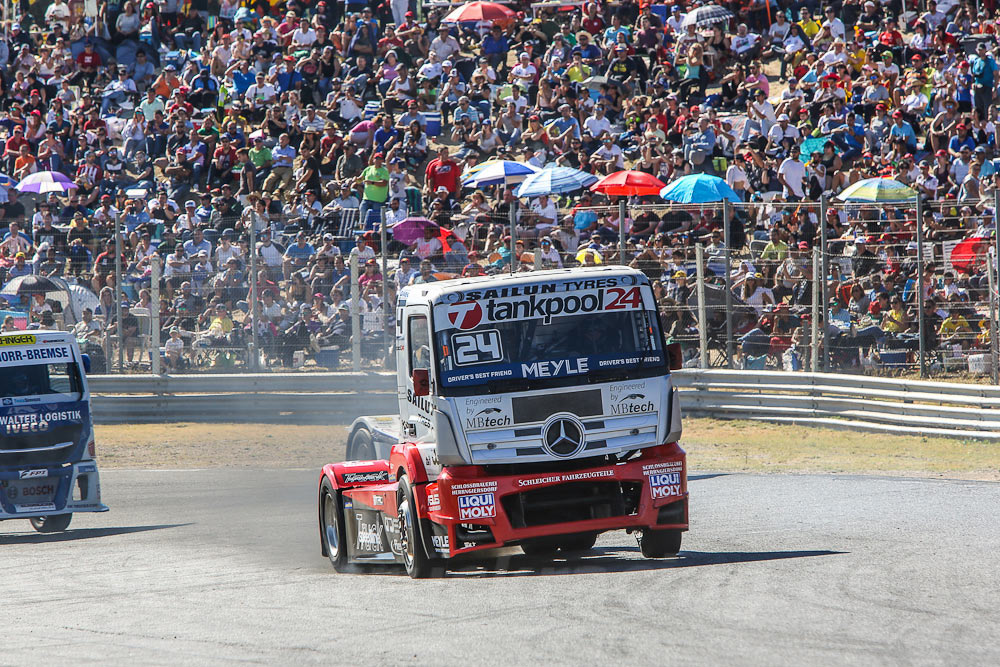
2,470,998,665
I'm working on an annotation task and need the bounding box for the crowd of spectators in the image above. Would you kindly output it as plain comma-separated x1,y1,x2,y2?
0,0,996,372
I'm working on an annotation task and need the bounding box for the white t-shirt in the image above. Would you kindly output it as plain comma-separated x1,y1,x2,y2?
726,164,748,191
778,158,806,198
584,114,612,138
821,18,846,40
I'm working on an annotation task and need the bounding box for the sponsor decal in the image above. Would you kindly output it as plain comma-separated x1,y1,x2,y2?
649,472,682,500
343,499,353,509
0,345,72,366
19,469,46,479
406,389,434,415
427,492,441,511
342,470,389,484
447,301,484,330
522,358,589,378
451,329,503,366
0,334,37,346
642,461,684,475
355,513,386,552
372,494,384,506
458,493,495,520
78,464,97,473
450,481,498,494
431,534,449,553
15,502,57,513
518,469,616,487
2,398,11,406
0,409,83,436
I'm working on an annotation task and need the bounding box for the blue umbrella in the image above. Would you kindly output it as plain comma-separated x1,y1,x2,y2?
462,160,539,187
514,166,599,197
659,174,741,204
0,173,15,188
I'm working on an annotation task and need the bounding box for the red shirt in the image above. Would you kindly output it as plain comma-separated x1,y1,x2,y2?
425,158,461,194
77,50,101,69
582,17,604,35
4,135,28,157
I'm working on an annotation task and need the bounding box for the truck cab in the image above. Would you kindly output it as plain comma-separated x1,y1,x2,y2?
322,267,687,577
0,330,108,533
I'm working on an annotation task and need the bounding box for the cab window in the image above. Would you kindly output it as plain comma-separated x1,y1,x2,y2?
408,314,430,372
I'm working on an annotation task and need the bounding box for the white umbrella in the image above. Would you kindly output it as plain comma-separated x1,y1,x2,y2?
681,5,734,28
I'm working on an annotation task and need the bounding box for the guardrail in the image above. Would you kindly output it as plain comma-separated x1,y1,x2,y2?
672,370,1000,441
88,370,1000,439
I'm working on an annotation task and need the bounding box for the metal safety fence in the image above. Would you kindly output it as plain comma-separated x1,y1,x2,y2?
4,191,999,383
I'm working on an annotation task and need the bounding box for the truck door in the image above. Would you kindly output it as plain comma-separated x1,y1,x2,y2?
399,309,435,443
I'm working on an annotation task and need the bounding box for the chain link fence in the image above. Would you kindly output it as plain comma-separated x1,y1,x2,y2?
3,191,997,381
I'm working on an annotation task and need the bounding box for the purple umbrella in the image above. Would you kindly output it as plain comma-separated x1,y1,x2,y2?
391,217,439,245
16,170,78,194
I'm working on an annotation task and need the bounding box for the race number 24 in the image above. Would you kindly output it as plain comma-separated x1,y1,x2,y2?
605,287,642,310
451,329,503,366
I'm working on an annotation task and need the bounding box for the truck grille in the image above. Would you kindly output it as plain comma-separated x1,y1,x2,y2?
0,424,80,466
501,481,642,528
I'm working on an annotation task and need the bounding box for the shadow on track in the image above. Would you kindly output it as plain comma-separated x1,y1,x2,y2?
688,473,730,481
444,547,845,578
0,523,192,544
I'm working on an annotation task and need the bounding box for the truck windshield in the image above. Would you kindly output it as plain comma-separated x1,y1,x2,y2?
435,308,666,394
0,362,84,400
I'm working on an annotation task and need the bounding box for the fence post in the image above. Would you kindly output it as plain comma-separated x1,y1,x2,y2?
380,208,391,366
151,254,161,375
533,246,542,270
695,243,708,369
989,247,998,385
508,199,517,275
819,195,829,372
350,252,361,371
618,198,627,265
915,195,926,378
249,225,259,371
114,212,123,372
811,246,820,372
722,199,733,368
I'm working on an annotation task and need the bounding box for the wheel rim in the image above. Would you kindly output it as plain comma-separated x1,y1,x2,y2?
323,493,340,559
399,498,416,569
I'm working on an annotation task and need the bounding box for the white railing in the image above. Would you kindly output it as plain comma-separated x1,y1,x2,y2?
87,370,1000,439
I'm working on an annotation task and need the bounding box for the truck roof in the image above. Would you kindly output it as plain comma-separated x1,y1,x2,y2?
400,266,650,306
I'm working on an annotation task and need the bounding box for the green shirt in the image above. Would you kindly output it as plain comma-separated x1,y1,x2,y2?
248,146,272,169
361,165,390,203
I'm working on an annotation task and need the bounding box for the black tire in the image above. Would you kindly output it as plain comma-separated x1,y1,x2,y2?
522,532,598,556
348,427,376,461
398,475,438,579
638,528,682,558
30,514,72,533
320,480,349,572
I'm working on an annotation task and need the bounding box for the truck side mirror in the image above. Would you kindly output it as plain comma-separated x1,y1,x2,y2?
666,343,682,371
81,354,91,375
411,368,430,396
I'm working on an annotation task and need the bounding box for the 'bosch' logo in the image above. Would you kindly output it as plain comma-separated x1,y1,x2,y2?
447,301,483,330
542,415,586,458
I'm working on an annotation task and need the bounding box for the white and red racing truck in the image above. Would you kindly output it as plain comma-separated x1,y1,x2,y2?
318,267,687,577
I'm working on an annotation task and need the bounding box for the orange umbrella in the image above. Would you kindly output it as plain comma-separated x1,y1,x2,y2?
590,170,667,197
442,1,515,23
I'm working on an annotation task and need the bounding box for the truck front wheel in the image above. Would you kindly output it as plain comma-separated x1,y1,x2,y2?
30,514,72,533
638,528,682,558
320,480,349,572
398,475,439,579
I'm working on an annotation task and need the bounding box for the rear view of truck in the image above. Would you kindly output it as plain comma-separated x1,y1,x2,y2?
0,331,108,532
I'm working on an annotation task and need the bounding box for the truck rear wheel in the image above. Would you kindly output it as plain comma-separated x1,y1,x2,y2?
348,427,376,461
638,528,682,558
30,514,72,533
320,480,349,572
398,475,439,579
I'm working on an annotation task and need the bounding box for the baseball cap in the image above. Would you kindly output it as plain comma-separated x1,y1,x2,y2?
892,110,903,118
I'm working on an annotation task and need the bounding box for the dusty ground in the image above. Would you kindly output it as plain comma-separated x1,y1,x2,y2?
94,418,1000,480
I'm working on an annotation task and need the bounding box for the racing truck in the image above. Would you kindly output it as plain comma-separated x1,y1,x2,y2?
0,330,108,532
318,267,687,577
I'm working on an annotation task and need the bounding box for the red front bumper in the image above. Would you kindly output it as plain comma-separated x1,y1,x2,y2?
417,444,688,558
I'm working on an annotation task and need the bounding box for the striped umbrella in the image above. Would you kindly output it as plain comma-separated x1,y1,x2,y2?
681,4,734,29
514,166,598,197
16,170,78,194
836,177,917,203
462,160,539,187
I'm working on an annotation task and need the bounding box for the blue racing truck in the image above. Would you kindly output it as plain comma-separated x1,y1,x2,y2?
0,330,107,532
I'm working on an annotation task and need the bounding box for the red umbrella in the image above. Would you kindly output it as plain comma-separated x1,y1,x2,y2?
590,170,667,197
949,236,989,274
442,1,515,23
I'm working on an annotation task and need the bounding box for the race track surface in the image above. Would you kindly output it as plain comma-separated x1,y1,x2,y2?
2,470,997,665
